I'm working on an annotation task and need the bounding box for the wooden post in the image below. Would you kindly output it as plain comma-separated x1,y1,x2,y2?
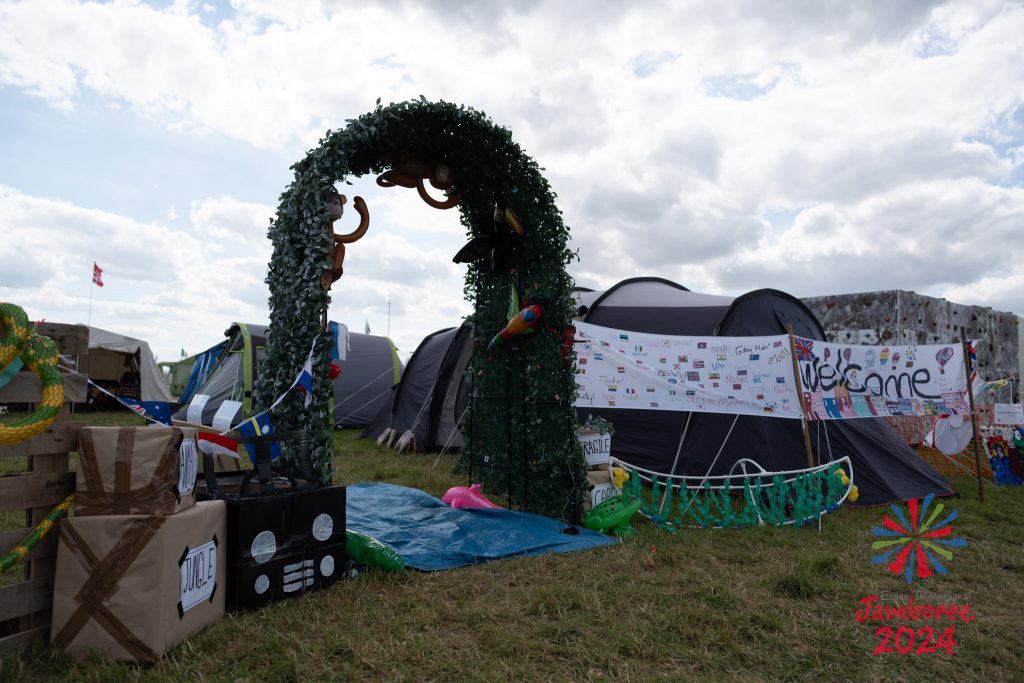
961,335,985,502
786,325,816,468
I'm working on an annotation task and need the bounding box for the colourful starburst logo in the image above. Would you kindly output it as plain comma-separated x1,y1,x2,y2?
871,493,967,584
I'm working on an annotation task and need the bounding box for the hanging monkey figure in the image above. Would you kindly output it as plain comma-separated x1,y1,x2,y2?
323,191,370,289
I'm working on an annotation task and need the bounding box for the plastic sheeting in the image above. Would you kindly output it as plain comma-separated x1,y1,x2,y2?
345,483,616,571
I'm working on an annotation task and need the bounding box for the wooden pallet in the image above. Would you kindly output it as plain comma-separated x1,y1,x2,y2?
0,322,88,656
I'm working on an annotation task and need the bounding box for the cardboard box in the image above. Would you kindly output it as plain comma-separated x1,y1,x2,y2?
585,469,616,510
76,426,197,516
221,485,346,611
51,500,227,662
577,429,612,468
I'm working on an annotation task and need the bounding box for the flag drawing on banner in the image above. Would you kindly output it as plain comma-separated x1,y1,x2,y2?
295,355,314,407
364,320,371,335
329,321,350,361
573,321,802,419
237,414,282,463
197,432,240,459
793,336,972,420
92,262,104,287
793,337,814,361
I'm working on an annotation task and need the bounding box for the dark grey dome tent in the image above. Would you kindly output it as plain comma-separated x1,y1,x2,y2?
362,323,473,452
579,277,951,506
173,322,403,429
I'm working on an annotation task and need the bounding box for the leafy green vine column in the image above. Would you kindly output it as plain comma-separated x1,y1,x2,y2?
256,99,584,519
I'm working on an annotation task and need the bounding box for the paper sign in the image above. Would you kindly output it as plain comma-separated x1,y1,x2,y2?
577,432,611,466
185,394,210,425
179,539,217,616
993,403,1024,425
178,438,197,496
211,400,243,432
591,483,616,508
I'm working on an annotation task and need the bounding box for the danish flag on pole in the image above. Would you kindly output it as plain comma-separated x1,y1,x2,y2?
92,262,104,287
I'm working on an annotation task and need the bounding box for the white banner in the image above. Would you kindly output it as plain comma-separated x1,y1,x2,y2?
574,322,803,419
793,337,971,420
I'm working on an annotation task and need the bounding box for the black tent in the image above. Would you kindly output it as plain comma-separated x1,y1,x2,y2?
580,278,951,506
362,324,472,451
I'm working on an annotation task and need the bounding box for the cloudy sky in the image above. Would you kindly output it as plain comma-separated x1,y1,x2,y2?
2,0,1023,364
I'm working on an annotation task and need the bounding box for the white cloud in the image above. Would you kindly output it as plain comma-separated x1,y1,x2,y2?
1,0,1024,368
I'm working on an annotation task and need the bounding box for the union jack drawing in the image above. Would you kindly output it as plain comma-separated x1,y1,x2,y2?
794,337,815,361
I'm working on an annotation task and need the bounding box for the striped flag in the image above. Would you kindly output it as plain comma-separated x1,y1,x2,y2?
197,432,240,459
329,321,349,361
295,355,314,407
92,262,104,287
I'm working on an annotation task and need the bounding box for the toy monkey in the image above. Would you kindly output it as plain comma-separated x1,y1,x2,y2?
322,191,369,289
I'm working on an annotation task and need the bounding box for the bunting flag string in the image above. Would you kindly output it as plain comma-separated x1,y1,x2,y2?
66,335,318,437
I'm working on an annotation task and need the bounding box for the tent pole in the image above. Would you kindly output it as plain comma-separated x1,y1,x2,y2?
659,412,694,515
666,412,694,478
786,324,816,468
961,334,985,503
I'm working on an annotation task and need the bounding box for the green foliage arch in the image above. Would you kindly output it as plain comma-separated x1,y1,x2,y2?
256,99,584,519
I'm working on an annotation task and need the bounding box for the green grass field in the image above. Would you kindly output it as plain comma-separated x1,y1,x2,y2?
2,413,1023,682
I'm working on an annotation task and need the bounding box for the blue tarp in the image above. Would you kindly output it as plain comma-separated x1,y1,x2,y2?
346,483,617,571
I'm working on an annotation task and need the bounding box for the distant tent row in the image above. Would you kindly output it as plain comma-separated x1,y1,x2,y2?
360,277,951,506
173,323,403,429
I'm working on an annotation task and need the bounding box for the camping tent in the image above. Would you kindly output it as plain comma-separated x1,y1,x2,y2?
158,357,193,398
579,277,952,506
159,341,228,404
82,326,173,403
361,324,472,451
177,341,228,406
173,323,403,429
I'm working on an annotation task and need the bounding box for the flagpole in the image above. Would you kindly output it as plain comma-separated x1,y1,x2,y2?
961,333,985,503
786,324,816,468
88,266,94,326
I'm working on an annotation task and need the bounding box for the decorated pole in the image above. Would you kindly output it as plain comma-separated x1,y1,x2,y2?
960,334,985,502
786,324,816,469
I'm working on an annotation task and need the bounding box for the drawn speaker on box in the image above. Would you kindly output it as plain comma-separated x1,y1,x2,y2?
200,429,346,611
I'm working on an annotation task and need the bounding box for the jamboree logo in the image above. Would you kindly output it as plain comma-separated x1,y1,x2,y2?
856,494,972,656
871,493,967,584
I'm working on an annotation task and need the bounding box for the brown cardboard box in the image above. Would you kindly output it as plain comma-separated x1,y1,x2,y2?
585,469,615,511
51,500,227,662
76,426,196,516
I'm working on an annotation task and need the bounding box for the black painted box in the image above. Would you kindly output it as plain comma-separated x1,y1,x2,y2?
221,485,346,611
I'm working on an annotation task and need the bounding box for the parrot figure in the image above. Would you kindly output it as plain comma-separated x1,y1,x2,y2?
488,305,542,350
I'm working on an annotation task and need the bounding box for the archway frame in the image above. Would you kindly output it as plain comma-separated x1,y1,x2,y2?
255,99,584,519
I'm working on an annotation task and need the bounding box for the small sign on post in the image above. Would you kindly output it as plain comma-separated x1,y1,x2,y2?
993,403,1024,426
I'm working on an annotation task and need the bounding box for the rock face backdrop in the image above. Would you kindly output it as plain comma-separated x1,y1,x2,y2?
802,290,1021,384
